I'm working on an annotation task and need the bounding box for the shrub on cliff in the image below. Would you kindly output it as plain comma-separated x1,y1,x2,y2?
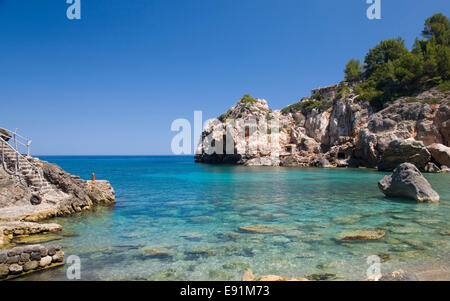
238,94,257,105
281,99,329,115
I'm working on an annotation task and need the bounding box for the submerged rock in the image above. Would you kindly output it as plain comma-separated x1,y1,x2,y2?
184,249,215,260
336,230,386,241
222,262,250,270
12,233,62,244
179,232,207,241
217,231,244,241
306,273,339,281
439,230,450,236
139,247,172,259
332,216,358,225
378,163,440,203
390,227,421,234
238,224,285,234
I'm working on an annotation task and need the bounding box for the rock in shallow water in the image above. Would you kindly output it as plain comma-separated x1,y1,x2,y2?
238,224,285,234
336,230,386,241
139,247,172,259
378,163,440,203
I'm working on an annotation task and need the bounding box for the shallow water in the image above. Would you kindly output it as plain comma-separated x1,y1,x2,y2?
17,156,450,280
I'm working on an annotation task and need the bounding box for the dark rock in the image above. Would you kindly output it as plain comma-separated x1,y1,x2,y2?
30,252,41,261
306,273,339,281
378,163,440,203
378,139,431,171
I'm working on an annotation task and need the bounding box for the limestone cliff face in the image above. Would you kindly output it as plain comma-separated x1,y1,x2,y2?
195,85,450,171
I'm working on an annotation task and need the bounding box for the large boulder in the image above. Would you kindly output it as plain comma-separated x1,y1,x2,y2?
378,163,440,203
378,138,431,171
427,143,450,166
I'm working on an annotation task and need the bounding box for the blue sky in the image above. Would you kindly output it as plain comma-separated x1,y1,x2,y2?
1,0,449,155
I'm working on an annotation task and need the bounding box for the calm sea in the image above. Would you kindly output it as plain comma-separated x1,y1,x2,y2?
17,156,450,280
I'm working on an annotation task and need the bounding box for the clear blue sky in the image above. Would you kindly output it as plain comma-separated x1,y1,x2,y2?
1,0,449,155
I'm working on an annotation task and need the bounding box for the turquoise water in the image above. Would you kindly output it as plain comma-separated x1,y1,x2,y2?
19,156,450,280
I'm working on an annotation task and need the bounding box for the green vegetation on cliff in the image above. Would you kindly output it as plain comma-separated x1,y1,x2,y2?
346,13,450,110
281,99,330,115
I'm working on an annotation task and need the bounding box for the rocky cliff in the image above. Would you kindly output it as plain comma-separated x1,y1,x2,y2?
195,85,450,172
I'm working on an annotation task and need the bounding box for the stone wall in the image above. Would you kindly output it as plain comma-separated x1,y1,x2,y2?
0,244,64,280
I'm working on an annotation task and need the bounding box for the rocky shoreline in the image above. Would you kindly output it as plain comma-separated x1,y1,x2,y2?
195,86,450,173
0,136,115,279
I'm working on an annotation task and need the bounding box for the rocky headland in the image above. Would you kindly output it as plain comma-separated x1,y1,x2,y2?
0,132,115,279
195,85,450,173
